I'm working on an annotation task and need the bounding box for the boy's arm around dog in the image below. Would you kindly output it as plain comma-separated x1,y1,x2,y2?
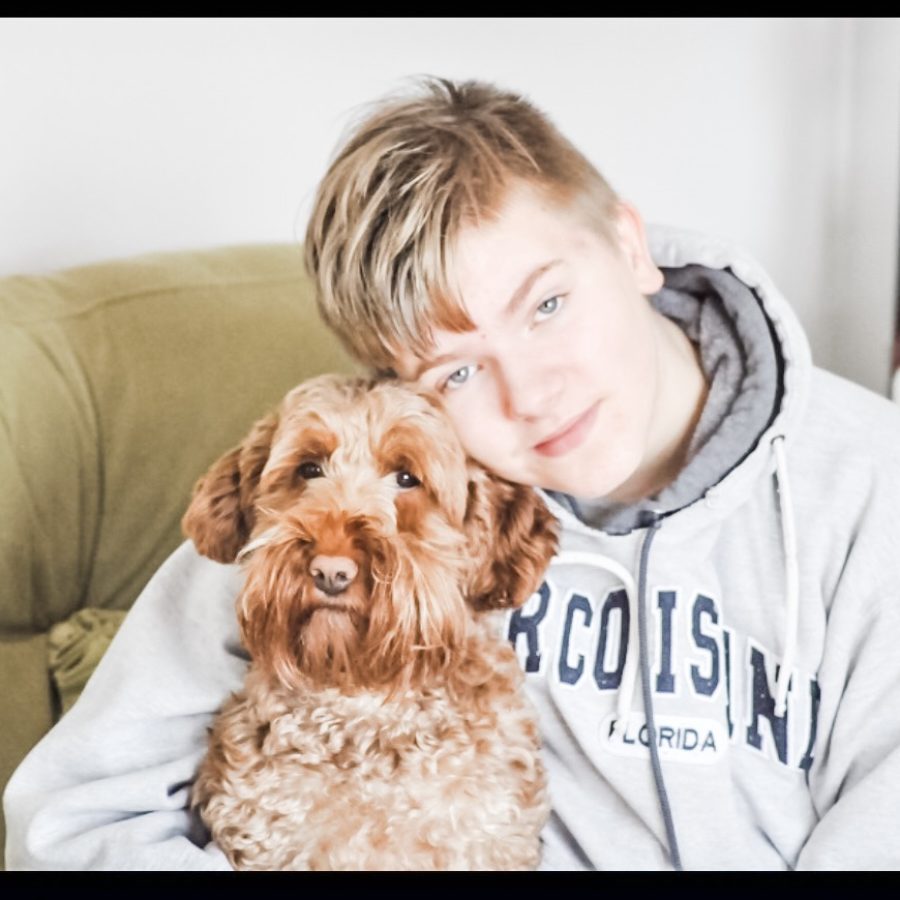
3,542,244,870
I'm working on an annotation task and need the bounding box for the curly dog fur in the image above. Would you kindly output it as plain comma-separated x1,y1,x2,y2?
182,374,558,870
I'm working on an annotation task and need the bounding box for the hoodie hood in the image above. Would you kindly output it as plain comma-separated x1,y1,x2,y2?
645,224,812,528
541,223,813,541
553,261,782,536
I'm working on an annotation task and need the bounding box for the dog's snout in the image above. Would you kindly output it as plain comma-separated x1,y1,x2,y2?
309,555,358,596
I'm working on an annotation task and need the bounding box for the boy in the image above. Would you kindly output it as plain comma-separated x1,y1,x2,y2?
6,77,900,870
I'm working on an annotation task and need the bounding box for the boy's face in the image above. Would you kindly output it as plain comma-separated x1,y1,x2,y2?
395,184,672,501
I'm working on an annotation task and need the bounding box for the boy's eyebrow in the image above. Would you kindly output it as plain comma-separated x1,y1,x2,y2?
412,259,563,379
411,351,458,380
505,259,563,317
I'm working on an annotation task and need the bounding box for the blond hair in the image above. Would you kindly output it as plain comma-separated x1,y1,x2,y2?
304,76,620,372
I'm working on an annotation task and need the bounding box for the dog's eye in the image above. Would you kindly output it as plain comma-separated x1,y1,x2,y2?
297,461,324,480
395,471,421,489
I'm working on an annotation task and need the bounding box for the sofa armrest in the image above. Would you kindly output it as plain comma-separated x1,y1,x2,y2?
0,633,56,869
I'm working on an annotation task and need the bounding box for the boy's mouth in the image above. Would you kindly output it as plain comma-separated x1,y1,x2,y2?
533,401,601,458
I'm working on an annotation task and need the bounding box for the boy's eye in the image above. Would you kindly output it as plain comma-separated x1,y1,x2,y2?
535,295,562,320
443,364,477,391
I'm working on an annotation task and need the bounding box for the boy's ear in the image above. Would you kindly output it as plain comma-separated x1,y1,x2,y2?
463,466,558,611
181,412,280,563
613,201,664,296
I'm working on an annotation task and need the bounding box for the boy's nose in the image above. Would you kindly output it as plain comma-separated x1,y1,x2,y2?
499,358,565,421
309,555,358,596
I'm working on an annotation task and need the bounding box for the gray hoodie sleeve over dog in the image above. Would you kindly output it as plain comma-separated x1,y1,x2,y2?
6,226,900,870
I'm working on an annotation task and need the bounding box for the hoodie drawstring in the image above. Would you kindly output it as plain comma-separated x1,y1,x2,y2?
771,435,799,717
635,511,683,871
554,515,683,872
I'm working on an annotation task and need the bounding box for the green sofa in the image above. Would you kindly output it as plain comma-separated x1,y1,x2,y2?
0,244,357,862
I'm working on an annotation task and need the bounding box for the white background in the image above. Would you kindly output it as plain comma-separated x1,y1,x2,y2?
1,18,898,395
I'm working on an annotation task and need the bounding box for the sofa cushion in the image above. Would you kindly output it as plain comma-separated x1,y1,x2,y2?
48,608,128,715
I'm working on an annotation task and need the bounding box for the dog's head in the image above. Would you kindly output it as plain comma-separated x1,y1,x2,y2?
182,374,557,691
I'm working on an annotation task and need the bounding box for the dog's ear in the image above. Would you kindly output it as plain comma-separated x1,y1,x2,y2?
464,466,558,611
181,412,279,563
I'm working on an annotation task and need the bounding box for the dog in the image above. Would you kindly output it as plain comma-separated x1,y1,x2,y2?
182,374,558,870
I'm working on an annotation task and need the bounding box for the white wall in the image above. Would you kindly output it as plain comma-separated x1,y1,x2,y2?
1,17,898,394
826,19,900,396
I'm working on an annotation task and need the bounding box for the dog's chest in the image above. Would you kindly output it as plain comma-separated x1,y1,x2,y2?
202,676,546,869
261,686,483,778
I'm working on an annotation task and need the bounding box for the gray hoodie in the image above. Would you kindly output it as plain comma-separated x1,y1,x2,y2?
6,226,900,870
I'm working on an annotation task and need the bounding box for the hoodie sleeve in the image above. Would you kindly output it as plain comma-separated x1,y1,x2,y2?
795,466,900,871
3,541,247,870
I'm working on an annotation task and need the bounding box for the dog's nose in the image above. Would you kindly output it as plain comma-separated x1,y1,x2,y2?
309,555,358,596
